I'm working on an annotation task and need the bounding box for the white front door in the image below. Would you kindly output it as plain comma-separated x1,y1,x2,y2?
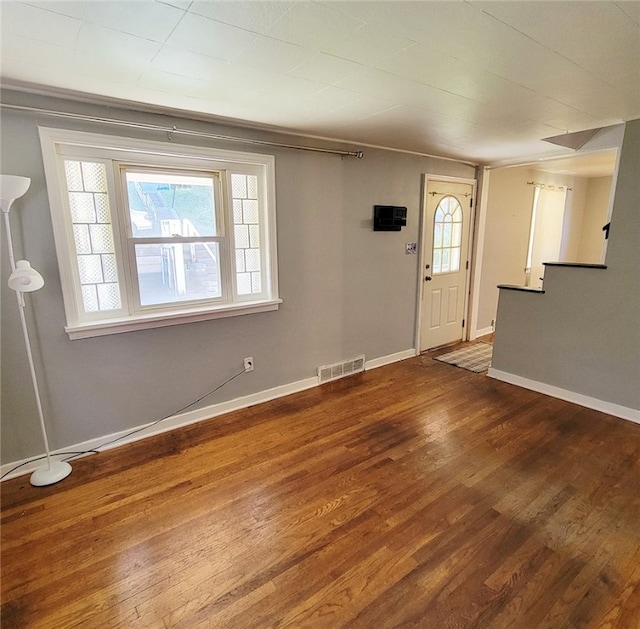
420,180,473,351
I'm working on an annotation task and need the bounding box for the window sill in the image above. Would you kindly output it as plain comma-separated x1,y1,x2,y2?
65,299,282,339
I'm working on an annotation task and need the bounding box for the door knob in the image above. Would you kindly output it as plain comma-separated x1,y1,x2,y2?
425,276,432,281
425,264,430,269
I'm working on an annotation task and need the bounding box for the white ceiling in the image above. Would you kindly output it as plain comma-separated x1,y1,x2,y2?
1,0,639,167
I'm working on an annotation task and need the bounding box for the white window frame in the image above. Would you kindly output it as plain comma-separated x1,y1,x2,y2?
39,127,280,339
119,166,230,312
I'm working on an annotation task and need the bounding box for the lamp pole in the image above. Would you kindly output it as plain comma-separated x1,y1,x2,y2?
1,174,72,486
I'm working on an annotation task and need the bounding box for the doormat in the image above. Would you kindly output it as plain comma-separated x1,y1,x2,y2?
433,343,493,373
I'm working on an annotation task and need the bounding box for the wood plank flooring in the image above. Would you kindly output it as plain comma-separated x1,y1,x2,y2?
2,349,640,628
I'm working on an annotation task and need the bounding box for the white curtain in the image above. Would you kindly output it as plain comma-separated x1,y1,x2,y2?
525,186,567,288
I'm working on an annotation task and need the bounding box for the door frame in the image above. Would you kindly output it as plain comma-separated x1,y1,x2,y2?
414,174,478,353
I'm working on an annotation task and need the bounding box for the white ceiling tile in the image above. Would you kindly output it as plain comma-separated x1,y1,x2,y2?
477,1,632,51
558,23,638,75
270,87,366,129
568,27,640,79
330,95,403,120
472,0,577,45
374,44,460,85
541,112,607,134
323,0,480,47
467,40,599,107
265,2,365,51
123,86,221,116
615,1,640,26
195,81,262,108
165,12,260,60
0,58,71,86
137,69,208,97
402,4,546,73
518,63,612,106
497,94,602,129
234,37,314,74
223,66,322,100
308,107,469,156
314,1,395,25
189,0,295,34
374,45,558,117
297,86,367,115
75,23,161,65
2,1,81,45
18,1,87,19
364,105,440,130
157,0,193,11
476,1,640,89
151,47,231,81
82,0,185,42
608,67,640,100
336,67,480,121
289,53,362,84
67,51,148,84
334,67,410,100
577,91,640,120
320,20,416,65
1,33,72,68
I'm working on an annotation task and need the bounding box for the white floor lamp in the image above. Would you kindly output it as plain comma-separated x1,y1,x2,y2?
1,174,72,486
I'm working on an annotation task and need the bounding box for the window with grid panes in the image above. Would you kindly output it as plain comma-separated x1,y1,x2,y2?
40,128,280,339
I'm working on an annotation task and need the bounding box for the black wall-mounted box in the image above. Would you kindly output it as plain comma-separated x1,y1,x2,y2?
373,205,407,231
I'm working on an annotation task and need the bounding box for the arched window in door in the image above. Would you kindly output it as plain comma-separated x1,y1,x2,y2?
433,195,463,274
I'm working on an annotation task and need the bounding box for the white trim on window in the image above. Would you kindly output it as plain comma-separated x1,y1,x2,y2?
65,299,282,339
39,127,280,338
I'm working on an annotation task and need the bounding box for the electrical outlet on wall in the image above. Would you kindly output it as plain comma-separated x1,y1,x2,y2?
244,357,254,372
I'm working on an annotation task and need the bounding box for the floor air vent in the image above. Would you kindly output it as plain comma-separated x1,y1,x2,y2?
317,355,365,384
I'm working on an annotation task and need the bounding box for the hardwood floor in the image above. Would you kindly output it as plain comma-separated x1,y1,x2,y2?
2,351,640,628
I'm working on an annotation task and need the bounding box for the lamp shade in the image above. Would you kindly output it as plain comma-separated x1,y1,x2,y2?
8,260,44,292
0,175,31,213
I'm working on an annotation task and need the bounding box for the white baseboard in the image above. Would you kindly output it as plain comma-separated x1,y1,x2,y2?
473,326,494,339
1,348,417,482
366,348,417,370
488,368,640,424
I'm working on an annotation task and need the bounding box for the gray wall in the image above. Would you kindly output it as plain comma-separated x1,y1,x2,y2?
1,91,474,463
492,119,640,410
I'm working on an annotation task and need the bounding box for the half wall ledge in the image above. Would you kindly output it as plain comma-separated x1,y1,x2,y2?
497,285,545,293
542,262,608,269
